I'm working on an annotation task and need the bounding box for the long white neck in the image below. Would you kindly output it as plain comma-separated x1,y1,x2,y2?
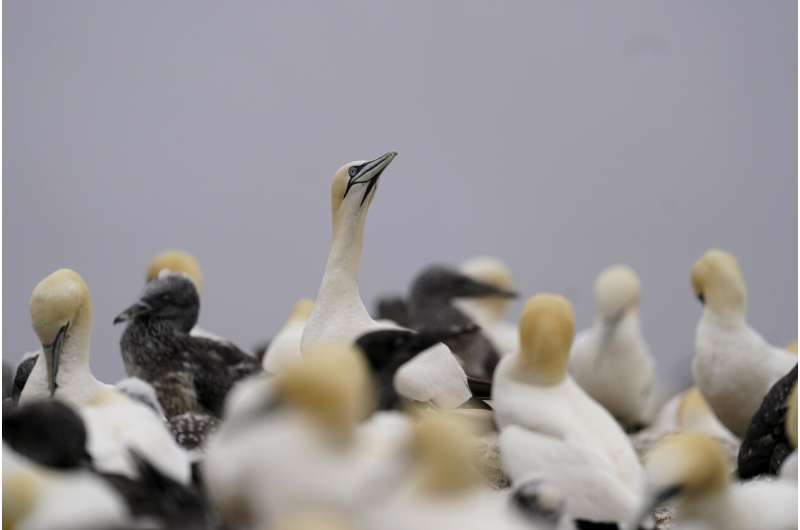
702,305,746,329
60,304,93,369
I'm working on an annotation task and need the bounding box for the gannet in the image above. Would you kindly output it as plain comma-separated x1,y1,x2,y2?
360,411,547,530
4,400,208,528
4,443,128,530
408,265,517,377
203,344,405,528
690,249,797,437
19,269,110,406
115,272,258,448
455,256,520,356
146,249,233,346
355,324,479,411
301,152,470,408
569,265,655,428
643,386,738,445
738,364,797,478
636,432,797,530
262,298,314,375
493,293,645,524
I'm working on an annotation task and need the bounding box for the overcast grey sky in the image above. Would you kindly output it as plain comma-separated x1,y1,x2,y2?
4,1,797,393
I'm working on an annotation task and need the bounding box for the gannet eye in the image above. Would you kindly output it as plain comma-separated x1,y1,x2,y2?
348,166,359,178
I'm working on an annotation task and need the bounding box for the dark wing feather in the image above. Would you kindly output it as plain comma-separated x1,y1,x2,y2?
11,355,38,405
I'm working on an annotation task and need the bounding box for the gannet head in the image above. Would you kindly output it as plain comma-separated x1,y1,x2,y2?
411,265,518,303
29,269,92,397
274,343,374,444
113,273,200,333
787,383,797,448
691,249,746,318
594,265,640,349
146,249,204,296
330,151,397,231
644,433,729,506
287,298,314,324
3,465,43,530
274,512,354,530
409,410,483,496
459,256,516,319
517,294,574,385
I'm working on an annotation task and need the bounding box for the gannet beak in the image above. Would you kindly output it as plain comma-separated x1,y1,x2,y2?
343,151,398,205
696,293,705,305
113,300,153,325
44,323,69,397
456,276,518,299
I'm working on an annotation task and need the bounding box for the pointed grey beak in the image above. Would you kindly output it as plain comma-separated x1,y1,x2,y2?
113,300,153,325
344,151,398,204
457,276,518,300
44,323,69,397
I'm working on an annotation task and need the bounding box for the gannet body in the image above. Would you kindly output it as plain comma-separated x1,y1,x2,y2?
569,265,655,428
640,433,797,530
493,294,644,523
690,249,797,437
204,345,405,528
262,299,314,375
301,153,470,408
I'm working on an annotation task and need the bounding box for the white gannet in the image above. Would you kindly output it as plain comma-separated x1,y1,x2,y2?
301,152,470,408
146,249,234,346
360,411,543,530
3,443,128,530
455,256,519,356
262,298,314,375
18,269,190,484
637,432,797,530
203,343,406,528
690,249,797,437
646,386,738,443
569,265,656,428
493,294,644,523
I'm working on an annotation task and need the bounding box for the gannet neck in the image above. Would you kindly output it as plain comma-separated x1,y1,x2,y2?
62,299,93,365
316,211,369,315
701,306,746,328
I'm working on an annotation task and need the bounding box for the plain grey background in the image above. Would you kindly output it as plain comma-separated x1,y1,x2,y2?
5,1,797,394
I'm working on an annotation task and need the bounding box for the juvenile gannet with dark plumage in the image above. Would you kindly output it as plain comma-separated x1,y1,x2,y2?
116,272,259,448
691,249,797,437
146,249,234,346
408,265,517,377
569,265,655,428
636,432,797,530
493,294,644,524
455,256,520,356
204,344,405,528
301,152,470,407
262,298,314,375
738,364,797,478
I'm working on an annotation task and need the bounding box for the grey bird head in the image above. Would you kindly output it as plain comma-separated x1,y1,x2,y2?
410,265,518,302
114,273,200,333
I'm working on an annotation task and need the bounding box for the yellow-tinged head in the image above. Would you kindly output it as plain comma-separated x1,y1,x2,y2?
29,269,92,348
410,410,483,496
330,152,397,232
787,339,797,355
146,250,204,295
690,249,746,317
645,433,729,500
3,469,42,530
787,383,797,448
274,343,374,443
676,387,714,431
274,512,354,530
517,294,575,385
287,298,314,324
595,264,640,319
460,256,515,318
